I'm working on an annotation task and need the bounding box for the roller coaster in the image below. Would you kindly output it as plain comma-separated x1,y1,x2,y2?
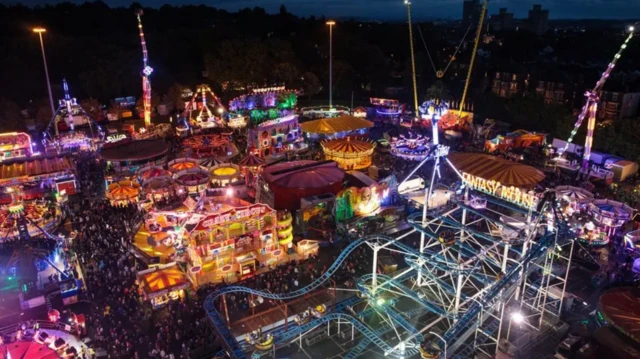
205,177,575,358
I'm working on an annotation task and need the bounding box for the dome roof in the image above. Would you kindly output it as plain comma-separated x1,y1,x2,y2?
262,160,344,189
322,137,376,154
448,152,545,187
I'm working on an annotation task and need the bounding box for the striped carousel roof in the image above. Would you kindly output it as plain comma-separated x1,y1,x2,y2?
300,115,374,134
238,153,265,168
175,168,211,185
140,265,190,296
321,137,376,154
199,157,225,169
448,152,545,187
137,166,172,181
168,157,200,173
106,180,140,200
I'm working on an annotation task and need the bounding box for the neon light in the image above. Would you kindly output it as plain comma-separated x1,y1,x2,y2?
462,172,538,209
136,10,152,128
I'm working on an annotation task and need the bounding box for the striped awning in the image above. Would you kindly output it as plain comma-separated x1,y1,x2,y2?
141,266,190,297
322,137,375,154
448,152,545,187
238,153,265,168
300,115,374,134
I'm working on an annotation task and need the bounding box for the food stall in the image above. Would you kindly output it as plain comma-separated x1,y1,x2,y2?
137,262,191,308
295,239,319,259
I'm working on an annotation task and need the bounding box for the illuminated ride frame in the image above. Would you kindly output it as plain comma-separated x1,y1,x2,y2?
203,108,576,359
181,84,227,130
43,79,104,153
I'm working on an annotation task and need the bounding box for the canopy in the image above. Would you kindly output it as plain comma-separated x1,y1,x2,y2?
137,166,172,182
300,115,374,135
175,168,210,185
263,160,344,189
143,176,175,193
140,265,190,298
590,199,633,220
239,153,265,168
211,164,240,178
598,287,640,344
448,152,545,188
0,156,73,182
554,185,594,204
322,137,376,154
199,157,225,169
168,158,199,173
106,180,140,200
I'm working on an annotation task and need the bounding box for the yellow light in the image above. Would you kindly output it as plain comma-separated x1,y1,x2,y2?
326,20,336,26
32,27,47,33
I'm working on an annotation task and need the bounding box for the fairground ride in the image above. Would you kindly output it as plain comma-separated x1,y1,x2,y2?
206,140,576,359
181,84,227,129
558,25,636,172
135,9,153,129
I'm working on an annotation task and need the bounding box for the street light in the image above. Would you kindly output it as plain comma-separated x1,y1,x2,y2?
506,311,524,342
428,331,447,359
326,20,336,110
32,27,56,117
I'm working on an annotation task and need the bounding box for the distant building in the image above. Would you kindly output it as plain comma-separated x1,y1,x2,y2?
489,8,514,32
598,91,640,122
462,0,483,26
526,4,549,35
491,72,530,98
536,81,569,105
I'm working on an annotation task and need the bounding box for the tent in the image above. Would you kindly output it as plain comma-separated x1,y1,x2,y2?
554,185,594,204
448,153,545,188
300,115,374,135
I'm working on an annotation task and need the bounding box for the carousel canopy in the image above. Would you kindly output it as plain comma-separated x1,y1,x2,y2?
238,153,265,168
300,115,374,135
175,168,210,185
168,157,200,173
598,287,640,344
322,137,376,154
262,160,344,189
139,265,190,297
137,166,172,182
448,152,545,188
590,199,633,220
143,176,175,192
107,180,140,200
554,185,594,203
199,157,225,169
210,164,240,179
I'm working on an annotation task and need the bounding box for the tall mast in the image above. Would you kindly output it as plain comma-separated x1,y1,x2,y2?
136,9,153,129
405,1,419,122
458,0,487,118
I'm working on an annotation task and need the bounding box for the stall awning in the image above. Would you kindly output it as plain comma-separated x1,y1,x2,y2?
139,264,191,298
300,115,374,135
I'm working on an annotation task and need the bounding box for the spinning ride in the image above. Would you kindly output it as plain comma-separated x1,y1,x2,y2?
390,132,430,161
182,84,226,129
0,200,59,241
106,180,140,205
167,158,200,173
183,134,235,159
174,168,210,195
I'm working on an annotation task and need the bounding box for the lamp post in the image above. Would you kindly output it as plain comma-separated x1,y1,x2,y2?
404,1,419,122
33,27,56,117
326,20,336,110
428,331,447,359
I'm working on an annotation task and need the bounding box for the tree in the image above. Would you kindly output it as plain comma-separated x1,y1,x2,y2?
35,105,53,130
164,83,188,112
425,81,452,102
0,97,23,132
79,98,102,120
272,62,300,87
302,72,321,100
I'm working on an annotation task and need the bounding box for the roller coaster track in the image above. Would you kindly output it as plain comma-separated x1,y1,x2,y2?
205,234,456,358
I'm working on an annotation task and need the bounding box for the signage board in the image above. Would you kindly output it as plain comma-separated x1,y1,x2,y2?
462,172,538,209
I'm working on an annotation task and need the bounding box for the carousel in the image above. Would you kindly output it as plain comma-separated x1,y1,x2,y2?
321,137,376,171
587,199,633,240
199,157,225,170
136,166,172,184
238,153,265,190
106,180,140,205
182,133,237,159
390,132,431,161
167,157,200,173
555,185,594,211
209,164,242,187
174,168,210,195
142,176,181,203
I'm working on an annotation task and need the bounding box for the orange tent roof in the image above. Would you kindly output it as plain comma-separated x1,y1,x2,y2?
107,180,140,200
322,137,376,154
0,156,72,181
448,152,545,187
141,266,190,297
300,115,374,135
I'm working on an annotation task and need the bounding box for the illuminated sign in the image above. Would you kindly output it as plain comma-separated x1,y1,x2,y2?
197,204,270,229
106,134,127,143
462,172,538,209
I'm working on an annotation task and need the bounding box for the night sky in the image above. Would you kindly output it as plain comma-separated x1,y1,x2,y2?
4,0,639,20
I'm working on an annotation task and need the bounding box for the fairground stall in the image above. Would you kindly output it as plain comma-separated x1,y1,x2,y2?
199,157,225,170
101,139,168,174
182,133,238,160
229,86,297,127
209,164,242,187
370,98,403,117
105,180,140,206
294,239,319,259
0,132,36,162
238,153,265,191
248,115,305,159
300,115,374,140
321,137,376,171
167,157,200,173
0,156,77,196
137,262,191,308
390,132,431,161
174,168,211,195
141,176,181,204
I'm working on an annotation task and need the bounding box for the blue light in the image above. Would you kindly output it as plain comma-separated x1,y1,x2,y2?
143,66,154,76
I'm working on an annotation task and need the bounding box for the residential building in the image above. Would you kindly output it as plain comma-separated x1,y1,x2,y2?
491,72,530,98
598,91,640,122
489,8,514,32
462,0,483,26
526,4,549,35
